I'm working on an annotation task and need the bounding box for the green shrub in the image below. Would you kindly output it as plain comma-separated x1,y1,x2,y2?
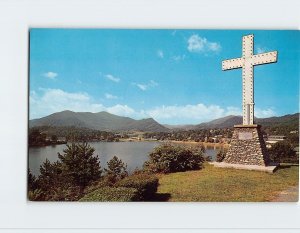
267,141,298,164
28,169,38,191
104,156,128,183
47,186,83,201
28,186,83,201
115,174,159,200
83,179,112,194
216,149,227,162
143,143,204,174
79,187,140,202
28,189,45,201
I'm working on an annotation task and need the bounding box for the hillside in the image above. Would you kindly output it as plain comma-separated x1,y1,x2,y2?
163,124,195,131
165,113,299,130
256,113,299,128
194,113,299,130
29,111,299,132
195,115,243,129
29,110,169,132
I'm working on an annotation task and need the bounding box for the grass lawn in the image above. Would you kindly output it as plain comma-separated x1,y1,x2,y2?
156,163,299,202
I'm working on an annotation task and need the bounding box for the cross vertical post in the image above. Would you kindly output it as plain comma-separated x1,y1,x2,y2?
222,34,278,125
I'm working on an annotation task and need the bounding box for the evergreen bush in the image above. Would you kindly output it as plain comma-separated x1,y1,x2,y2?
79,187,139,202
143,143,204,173
116,174,159,200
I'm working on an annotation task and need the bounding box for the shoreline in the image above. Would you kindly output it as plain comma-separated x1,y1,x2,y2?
167,140,229,148
29,139,229,149
120,139,229,148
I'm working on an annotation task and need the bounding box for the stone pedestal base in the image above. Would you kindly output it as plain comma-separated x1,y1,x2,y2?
213,124,277,172
224,124,271,166
209,162,278,173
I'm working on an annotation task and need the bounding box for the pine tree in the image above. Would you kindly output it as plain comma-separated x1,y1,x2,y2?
38,159,63,192
58,143,102,189
105,156,128,183
28,169,37,191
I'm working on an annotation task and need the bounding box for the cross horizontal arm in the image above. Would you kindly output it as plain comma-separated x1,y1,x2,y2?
222,57,244,71
251,51,278,66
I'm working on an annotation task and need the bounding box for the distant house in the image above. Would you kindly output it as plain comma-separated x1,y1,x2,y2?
290,130,298,134
265,135,286,145
57,136,66,142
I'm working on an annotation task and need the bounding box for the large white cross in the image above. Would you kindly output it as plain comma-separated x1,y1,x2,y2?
222,34,278,125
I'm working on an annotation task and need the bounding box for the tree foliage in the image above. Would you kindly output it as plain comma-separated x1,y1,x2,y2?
144,143,204,173
28,129,47,146
104,156,128,183
115,173,159,200
267,141,298,164
80,187,139,202
37,159,64,191
28,143,102,201
58,143,102,188
28,169,38,191
216,148,227,162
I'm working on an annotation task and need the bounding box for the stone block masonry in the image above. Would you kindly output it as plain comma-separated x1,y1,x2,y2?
223,124,271,166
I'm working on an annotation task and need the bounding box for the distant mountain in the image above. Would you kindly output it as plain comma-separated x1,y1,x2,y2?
195,115,243,129
166,113,299,130
29,110,169,132
256,113,299,128
163,124,195,131
30,111,299,132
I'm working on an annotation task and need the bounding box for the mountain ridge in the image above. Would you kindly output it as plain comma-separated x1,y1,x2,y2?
164,113,299,130
30,110,169,132
30,111,299,132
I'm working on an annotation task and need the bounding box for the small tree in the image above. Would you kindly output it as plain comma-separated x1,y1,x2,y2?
104,156,128,183
29,128,46,146
267,141,298,164
216,148,227,162
58,143,102,189
144,143,204,174
37,159,64,192
28,169,38,191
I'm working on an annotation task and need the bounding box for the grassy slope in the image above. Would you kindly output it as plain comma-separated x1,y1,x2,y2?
157,163,299,202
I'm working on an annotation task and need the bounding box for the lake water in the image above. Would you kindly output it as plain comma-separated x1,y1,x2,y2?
29,142,219,176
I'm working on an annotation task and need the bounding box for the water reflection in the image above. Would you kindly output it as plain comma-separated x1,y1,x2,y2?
29,141,219,176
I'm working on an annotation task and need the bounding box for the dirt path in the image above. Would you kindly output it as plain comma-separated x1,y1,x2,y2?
271,185,299,202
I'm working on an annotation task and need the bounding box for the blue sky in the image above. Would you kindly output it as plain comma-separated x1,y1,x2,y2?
29,29,299,124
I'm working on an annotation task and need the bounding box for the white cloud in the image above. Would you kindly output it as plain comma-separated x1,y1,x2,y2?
105,74,120,83
146,103,226,124
137,84,147,91
255,107,276,118
149,80,158,87
43,72,58,79
256,46,267,54
132,80,158,91
106,104,135,116
157,50,164,58
172,54,186,62
225,106,242,116
30,88,277,124
30,88,133,119
145,104,276,124
187,34,221,53
105,93,118,99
